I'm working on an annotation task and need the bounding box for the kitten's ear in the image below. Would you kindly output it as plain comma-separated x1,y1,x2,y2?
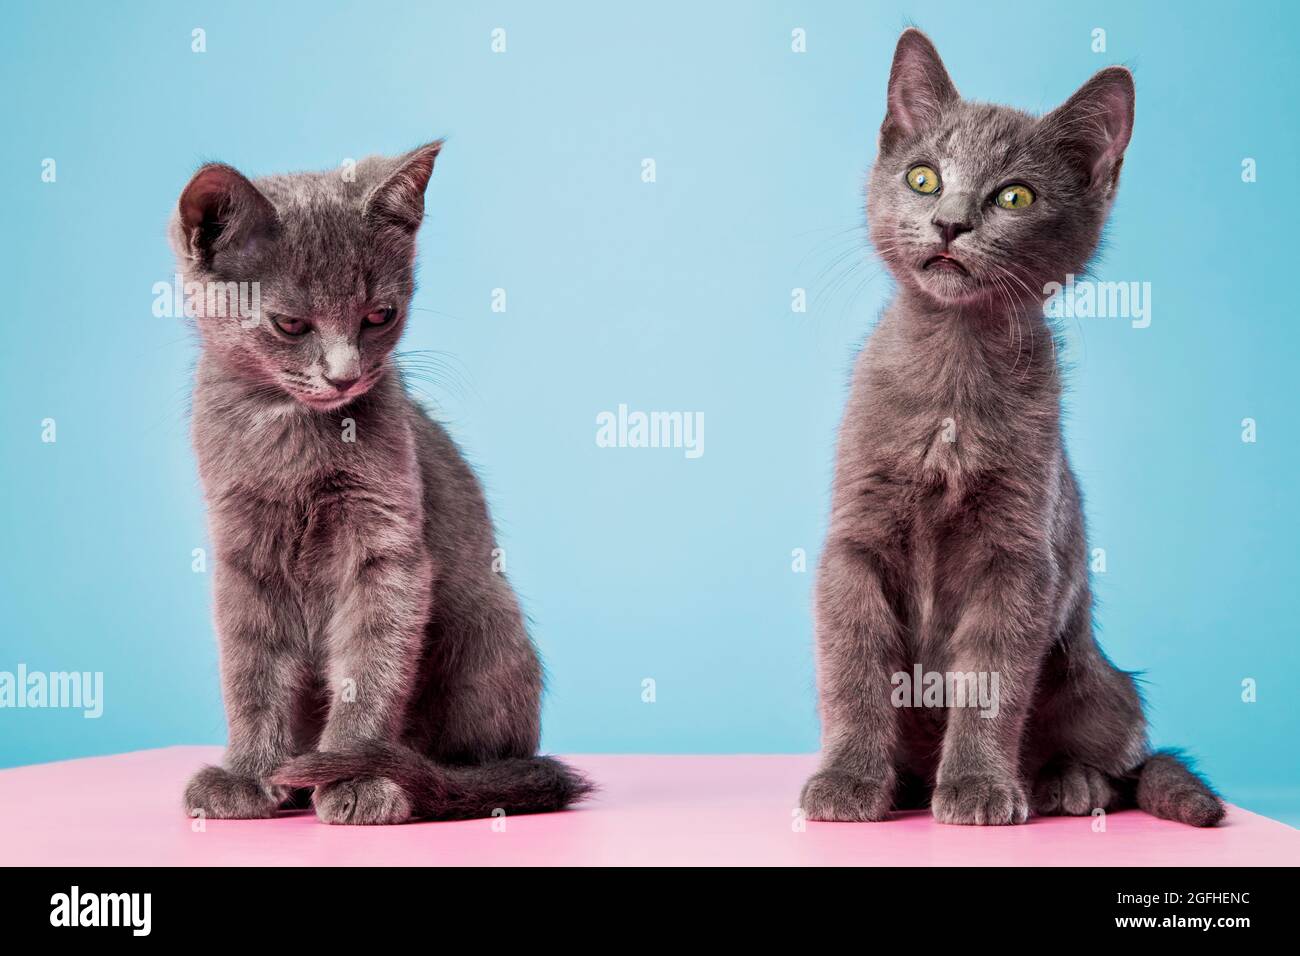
177,163,277,265
1042,66,1134,195
881,29,958,151
364,140,444,233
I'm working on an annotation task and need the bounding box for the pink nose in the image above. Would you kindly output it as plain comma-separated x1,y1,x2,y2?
323,374,359,393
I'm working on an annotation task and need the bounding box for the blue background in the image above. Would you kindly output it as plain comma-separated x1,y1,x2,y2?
2,1,1296,823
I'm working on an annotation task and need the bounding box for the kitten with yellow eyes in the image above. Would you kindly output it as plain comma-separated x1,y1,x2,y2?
800,30,1224,826
174,143,591,824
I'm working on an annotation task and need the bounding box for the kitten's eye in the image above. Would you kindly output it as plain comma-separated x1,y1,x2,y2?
364,306,396,327
906,165,941,195
271,315,309,336
994,184,1035,210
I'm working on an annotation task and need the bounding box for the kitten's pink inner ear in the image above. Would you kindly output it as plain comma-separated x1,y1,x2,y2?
365,140,444,233
178,164,276,260
179,169,226,234
1046,67,1135,192
881,29,959,149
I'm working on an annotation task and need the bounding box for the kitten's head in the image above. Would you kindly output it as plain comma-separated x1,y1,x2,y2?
867,30,1133,310
170,142,442,411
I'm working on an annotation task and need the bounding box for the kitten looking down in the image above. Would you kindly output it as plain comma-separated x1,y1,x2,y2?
174,143,591,824
801,30,1223,826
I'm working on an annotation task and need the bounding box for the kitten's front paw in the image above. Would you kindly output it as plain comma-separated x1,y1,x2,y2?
800,769,893,822
932,775,1028,826
313,776,412,825
183,765,286,819
1032,763,1114,816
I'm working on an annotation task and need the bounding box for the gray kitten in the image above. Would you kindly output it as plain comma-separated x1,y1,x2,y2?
800,30,1224,826
173,142,591,824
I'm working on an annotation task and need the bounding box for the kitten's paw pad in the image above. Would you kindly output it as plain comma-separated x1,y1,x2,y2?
932,776,1028,826
313,776,412,825
800,770,892,822
1032,764,1114,816
183,765,284,819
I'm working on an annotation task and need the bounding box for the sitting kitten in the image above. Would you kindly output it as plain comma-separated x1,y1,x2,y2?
801,31,1223,826
174,142,591,824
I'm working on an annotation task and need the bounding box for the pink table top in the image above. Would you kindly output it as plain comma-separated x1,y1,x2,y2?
1,747,1295,866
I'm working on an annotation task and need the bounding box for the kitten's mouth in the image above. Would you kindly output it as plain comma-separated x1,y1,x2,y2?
294,370,383,412
302,396,354,412
922,253,969,276
298,386,364,412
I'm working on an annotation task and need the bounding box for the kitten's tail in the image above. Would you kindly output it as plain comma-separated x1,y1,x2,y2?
272,742,594,821
1127,749,1225,827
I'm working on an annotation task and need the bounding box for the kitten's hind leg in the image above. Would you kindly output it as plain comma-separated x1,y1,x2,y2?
800,542,905,822
1023,599,1147,820
418,579,543,764
1031,760,1116,816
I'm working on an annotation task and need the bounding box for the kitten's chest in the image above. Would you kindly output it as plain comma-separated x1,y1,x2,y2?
195,394,421,586
888,399,1002,496
868,402,1016,653
864,315,1048,488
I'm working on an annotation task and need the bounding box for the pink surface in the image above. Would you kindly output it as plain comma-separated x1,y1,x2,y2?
1,747,1296,866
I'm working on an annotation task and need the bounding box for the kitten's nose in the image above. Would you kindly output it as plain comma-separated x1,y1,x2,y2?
932,217,972,245
323,373,360,393
321,339,361,393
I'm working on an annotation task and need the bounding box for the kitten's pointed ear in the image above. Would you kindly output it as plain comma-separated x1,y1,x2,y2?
364,140,444,233
1042,66,1134,195
177,163,277,265
881,29,958,151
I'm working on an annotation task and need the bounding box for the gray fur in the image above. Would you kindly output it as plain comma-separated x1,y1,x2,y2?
174,143,590,824
801,30,1223,826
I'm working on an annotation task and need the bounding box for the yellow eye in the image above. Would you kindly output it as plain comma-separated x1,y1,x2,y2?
994,184,1035,210
906,165,941,195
